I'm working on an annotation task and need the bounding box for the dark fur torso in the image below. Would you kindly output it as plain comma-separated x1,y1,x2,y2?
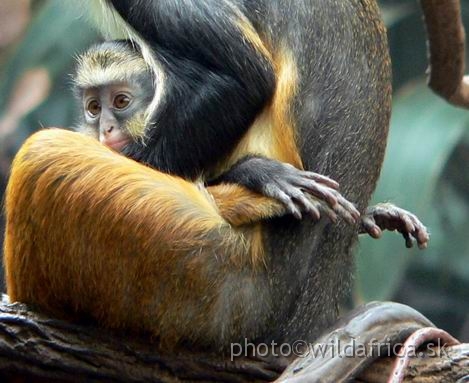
246,0,391,343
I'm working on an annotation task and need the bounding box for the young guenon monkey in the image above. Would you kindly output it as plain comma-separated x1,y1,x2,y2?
74,40,360,223
5,0,430,351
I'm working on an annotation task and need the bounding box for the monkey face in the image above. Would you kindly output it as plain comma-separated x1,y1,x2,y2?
82,82,148,152
74,40,154,152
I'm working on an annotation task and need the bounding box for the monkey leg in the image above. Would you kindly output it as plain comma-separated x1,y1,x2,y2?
360,203,430,249
3,129,290,349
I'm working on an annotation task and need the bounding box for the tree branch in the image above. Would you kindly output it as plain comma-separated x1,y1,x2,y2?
0,298,467,382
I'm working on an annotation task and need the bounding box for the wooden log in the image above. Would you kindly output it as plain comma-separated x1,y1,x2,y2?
0,298,467,382
0,298,285,382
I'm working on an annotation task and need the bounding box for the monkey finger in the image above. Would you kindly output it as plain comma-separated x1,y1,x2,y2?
309,205,322,221
302,171,339,189
380,206,401,224
360,216,382,238
286,202,303,220
319,204,338,223
370,205,409,232
417,239,429,250
370,226,383,238
335,194,360,221
320,204,338,223
391,208,429,249
365,204,429,249
305,196,338,222
332,203,356,225
418,228,430,246
266,187,303,219
413,227,430,249
288,187,323,221
398,211,416,234
367,207,390,228
406,214,430,245
285,201,303,220
418,242,428,250
403,232,414,249
300,197,323,221
296,180,339,208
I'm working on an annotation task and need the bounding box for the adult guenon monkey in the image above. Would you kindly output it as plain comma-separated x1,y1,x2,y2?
3,0,429,351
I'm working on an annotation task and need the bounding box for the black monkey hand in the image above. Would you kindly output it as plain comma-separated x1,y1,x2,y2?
258,163,360,224
213,156,360,224
360,203,430,249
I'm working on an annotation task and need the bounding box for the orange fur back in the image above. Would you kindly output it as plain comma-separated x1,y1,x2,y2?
3,129,286,347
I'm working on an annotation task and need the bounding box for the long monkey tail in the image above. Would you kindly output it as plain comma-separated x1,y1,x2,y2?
3,129,285,348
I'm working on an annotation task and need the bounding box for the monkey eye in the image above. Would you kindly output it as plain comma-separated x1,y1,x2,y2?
86,99,101,117
113,94,131,110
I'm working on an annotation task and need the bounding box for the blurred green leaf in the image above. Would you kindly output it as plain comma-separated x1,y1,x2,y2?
0,0,98,128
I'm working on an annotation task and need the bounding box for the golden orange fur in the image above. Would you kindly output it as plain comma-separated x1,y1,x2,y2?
3,129,287,347
212,47,302,178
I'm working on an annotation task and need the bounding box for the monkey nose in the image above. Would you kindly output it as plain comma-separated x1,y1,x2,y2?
106,126,114,134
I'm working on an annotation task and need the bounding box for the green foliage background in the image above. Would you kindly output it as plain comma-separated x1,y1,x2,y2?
0,0,468,340
356,0,469,341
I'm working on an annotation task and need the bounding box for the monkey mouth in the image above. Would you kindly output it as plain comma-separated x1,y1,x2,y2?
103,137,131,152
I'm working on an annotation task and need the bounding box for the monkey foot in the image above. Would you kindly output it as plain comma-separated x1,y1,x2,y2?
360,203,430,249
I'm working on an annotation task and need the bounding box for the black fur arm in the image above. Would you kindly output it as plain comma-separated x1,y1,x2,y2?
109,0,276,179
